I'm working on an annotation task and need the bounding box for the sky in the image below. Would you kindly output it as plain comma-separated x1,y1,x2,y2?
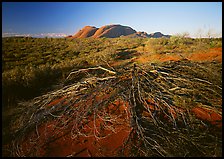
2,2,222,38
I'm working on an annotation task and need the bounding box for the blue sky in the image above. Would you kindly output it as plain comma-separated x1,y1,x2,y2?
2,2,222,38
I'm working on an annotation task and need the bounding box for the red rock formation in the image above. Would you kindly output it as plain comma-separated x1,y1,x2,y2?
72,24,136,38
71,24,171,39
73,26,98,38
92,24,136,38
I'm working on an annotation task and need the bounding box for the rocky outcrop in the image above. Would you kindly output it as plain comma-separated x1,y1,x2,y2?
92,24,136,38
72,26,98,38
149,32,171,38
71,24,171,38
124,31,151,38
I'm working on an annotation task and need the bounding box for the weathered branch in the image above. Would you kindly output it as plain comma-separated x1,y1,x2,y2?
66,66,117,80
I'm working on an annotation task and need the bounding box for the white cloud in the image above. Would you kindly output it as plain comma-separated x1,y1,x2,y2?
2,32,68,38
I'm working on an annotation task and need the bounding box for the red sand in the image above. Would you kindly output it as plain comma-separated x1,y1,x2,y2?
191,107,222,128
188,47,222,62
144,98,222,128
16,98,132,157
7,94,222,157
47,96,67,107
127,47,222,65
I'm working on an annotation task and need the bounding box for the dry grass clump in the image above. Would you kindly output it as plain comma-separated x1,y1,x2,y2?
3,60,222,157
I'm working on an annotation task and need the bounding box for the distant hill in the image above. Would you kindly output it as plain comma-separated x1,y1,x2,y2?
123,31,151,38
92,24,136,38
149,32,171,38
72,26,98,38
69,24,171,38
124,31,171,38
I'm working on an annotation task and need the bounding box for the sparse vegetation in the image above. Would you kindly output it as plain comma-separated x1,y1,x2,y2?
2,36,222,157
2,37,145,108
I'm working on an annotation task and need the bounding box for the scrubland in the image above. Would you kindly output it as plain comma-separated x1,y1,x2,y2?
2,36,222,157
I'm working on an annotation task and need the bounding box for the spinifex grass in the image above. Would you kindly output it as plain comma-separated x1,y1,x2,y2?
3,60,222,157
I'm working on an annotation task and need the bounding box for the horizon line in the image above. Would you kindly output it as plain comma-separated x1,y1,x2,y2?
2,32,222,39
